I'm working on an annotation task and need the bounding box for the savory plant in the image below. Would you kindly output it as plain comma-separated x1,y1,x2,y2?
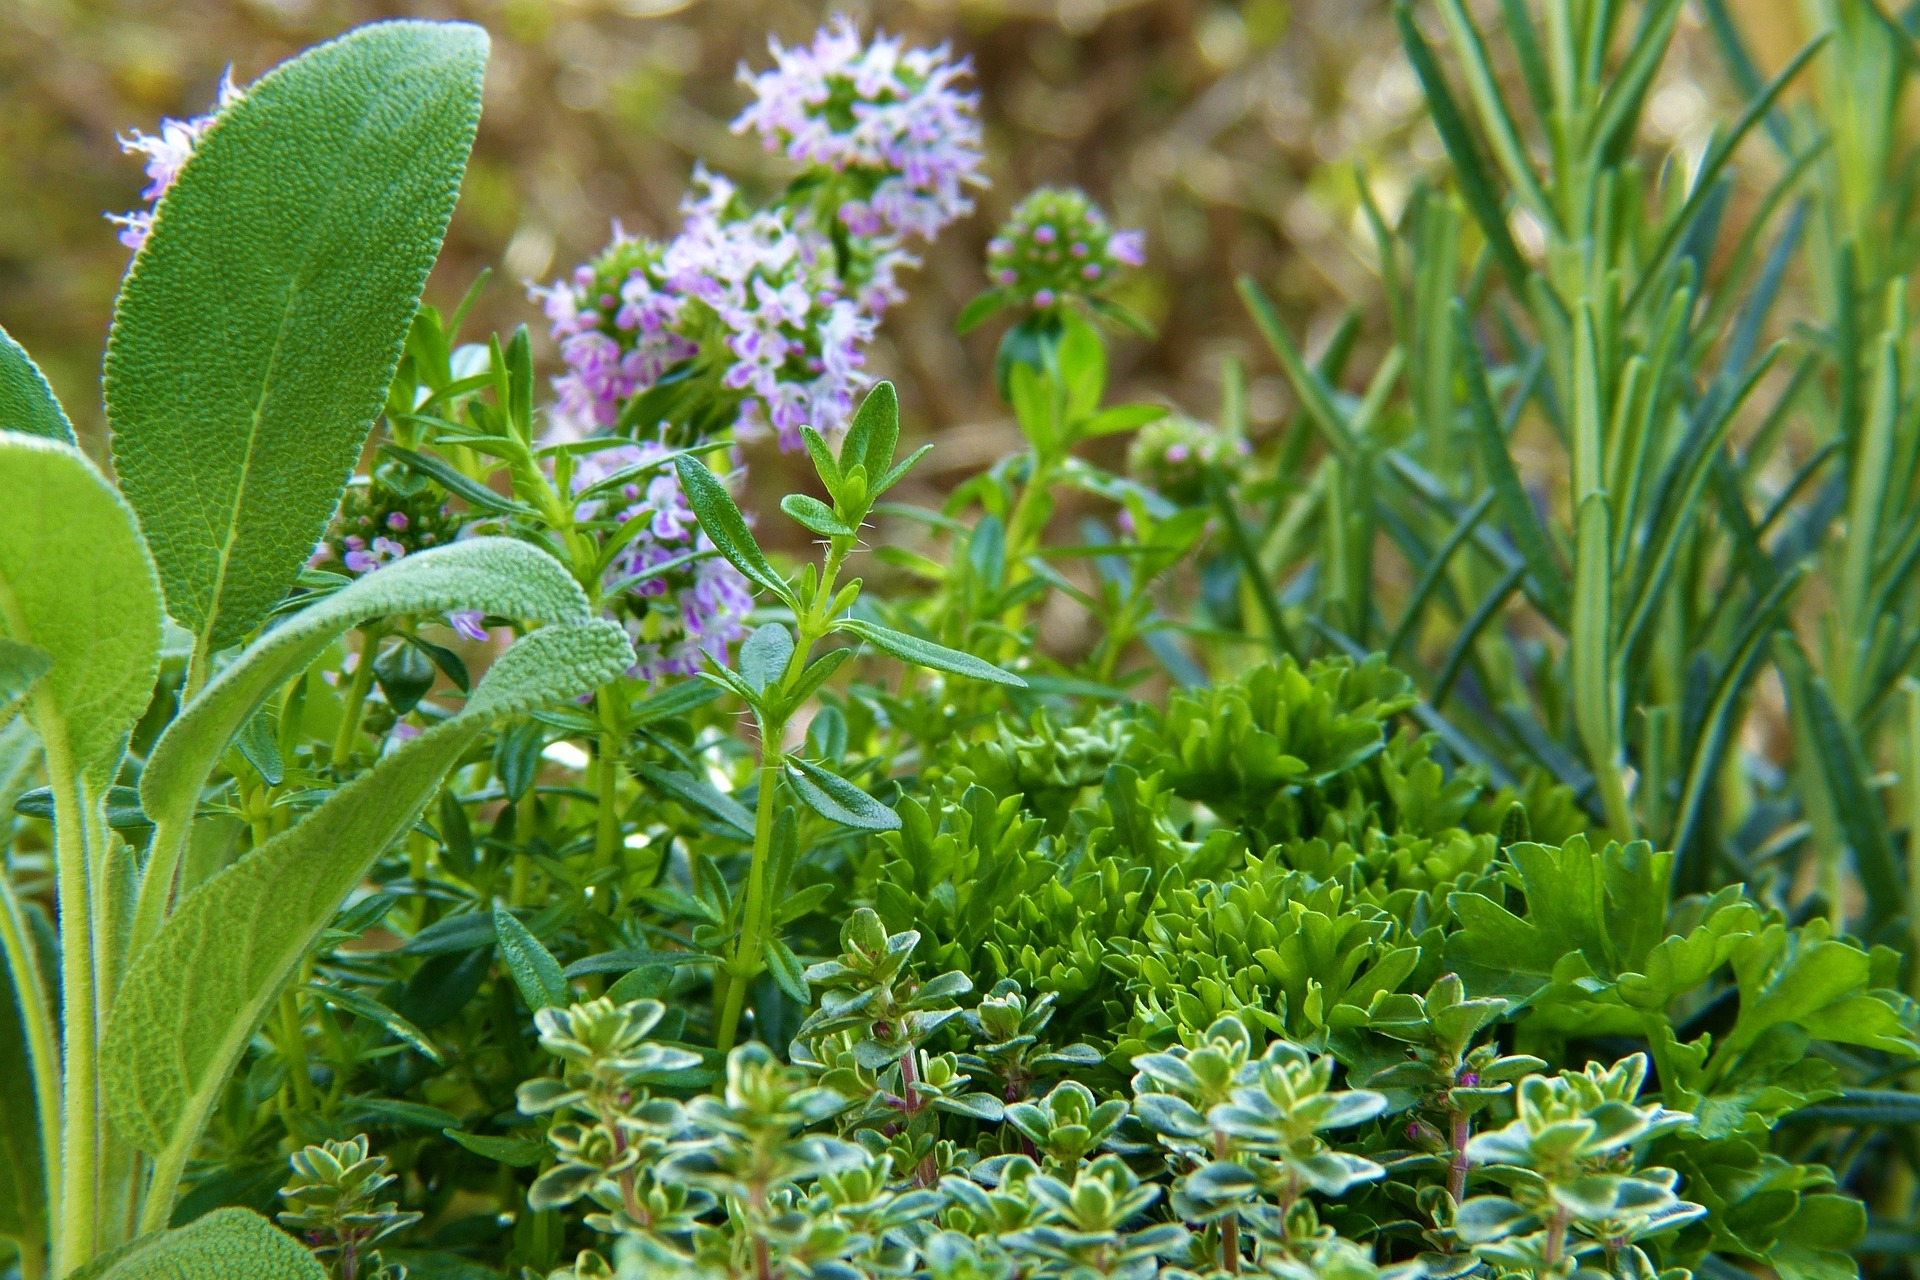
1,1,1918,1279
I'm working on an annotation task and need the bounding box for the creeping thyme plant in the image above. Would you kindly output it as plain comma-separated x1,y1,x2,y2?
8,3,1920,1280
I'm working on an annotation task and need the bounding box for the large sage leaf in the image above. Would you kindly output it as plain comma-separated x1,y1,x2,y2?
105,20,489,652
140,539,591,855
0,437,163,787
101,621,633,1215
0,324,74,444
79,1208,323,1280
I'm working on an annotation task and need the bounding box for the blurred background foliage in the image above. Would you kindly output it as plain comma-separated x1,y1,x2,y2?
0,0,1769,474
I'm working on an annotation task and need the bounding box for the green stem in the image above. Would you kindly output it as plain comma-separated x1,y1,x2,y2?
184,639,211,706
127,819,184,979
1005,450,1056,554
595,723,622,886
713,535,855,1052
1905,678,1920,997
280,985,316,1113
715,734,785,1054
0,865,61,1257
47,740,101,1276
331,627,381,771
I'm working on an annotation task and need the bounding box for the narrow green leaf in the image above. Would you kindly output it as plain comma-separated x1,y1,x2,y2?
1431,0,1558,227
1236,277,1358,461
1586,0,1685,162
800,425,841,496
0,437,164,787
674,455,791,602
840,380,900,479
787,757,901,832
106,21,490,651
380,443,536,516
1008,362,1057,455
562,949,714,978
1057,312,1107,423
833,618,1026,687
85,1208,325,1280
1571,493,1630,836
1668,569,1802,871
633,762,755,841
1793,1090,1920,1127
1455,304,1570,622
954,290,1006,335
780,494,856,538
628,679,721,727
1080,404,1169,438
0,324,74,444
872,443,935,500
763,936,811,1003
786,648,852,710
305,983,442,1063
442,1129,547,1167
493,905,569,1011
400,911,500,956
1392,1,1530,289
100,621,632,1221
1782,641,1902,930
234,707,284,786
1626,32,1828,315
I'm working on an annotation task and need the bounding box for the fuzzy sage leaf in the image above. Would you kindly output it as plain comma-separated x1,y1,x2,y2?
0,437,164,788
105,21,489,652
0,324,75,444
79,1207,325,1280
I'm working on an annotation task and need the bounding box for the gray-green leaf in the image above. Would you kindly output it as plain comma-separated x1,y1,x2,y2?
100,621,631,1218
105,21,489,652
833,619,1026,688
0,437,164,787
0,324,74,443
84,1208,325,1280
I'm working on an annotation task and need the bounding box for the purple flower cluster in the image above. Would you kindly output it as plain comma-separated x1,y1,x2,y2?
987,187,1145,311
535,233,699,437
567,443,755,681
534,176,878,452
111,73,242,250
733,16,985,244
1127,414,1249,507
534,21,983,453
